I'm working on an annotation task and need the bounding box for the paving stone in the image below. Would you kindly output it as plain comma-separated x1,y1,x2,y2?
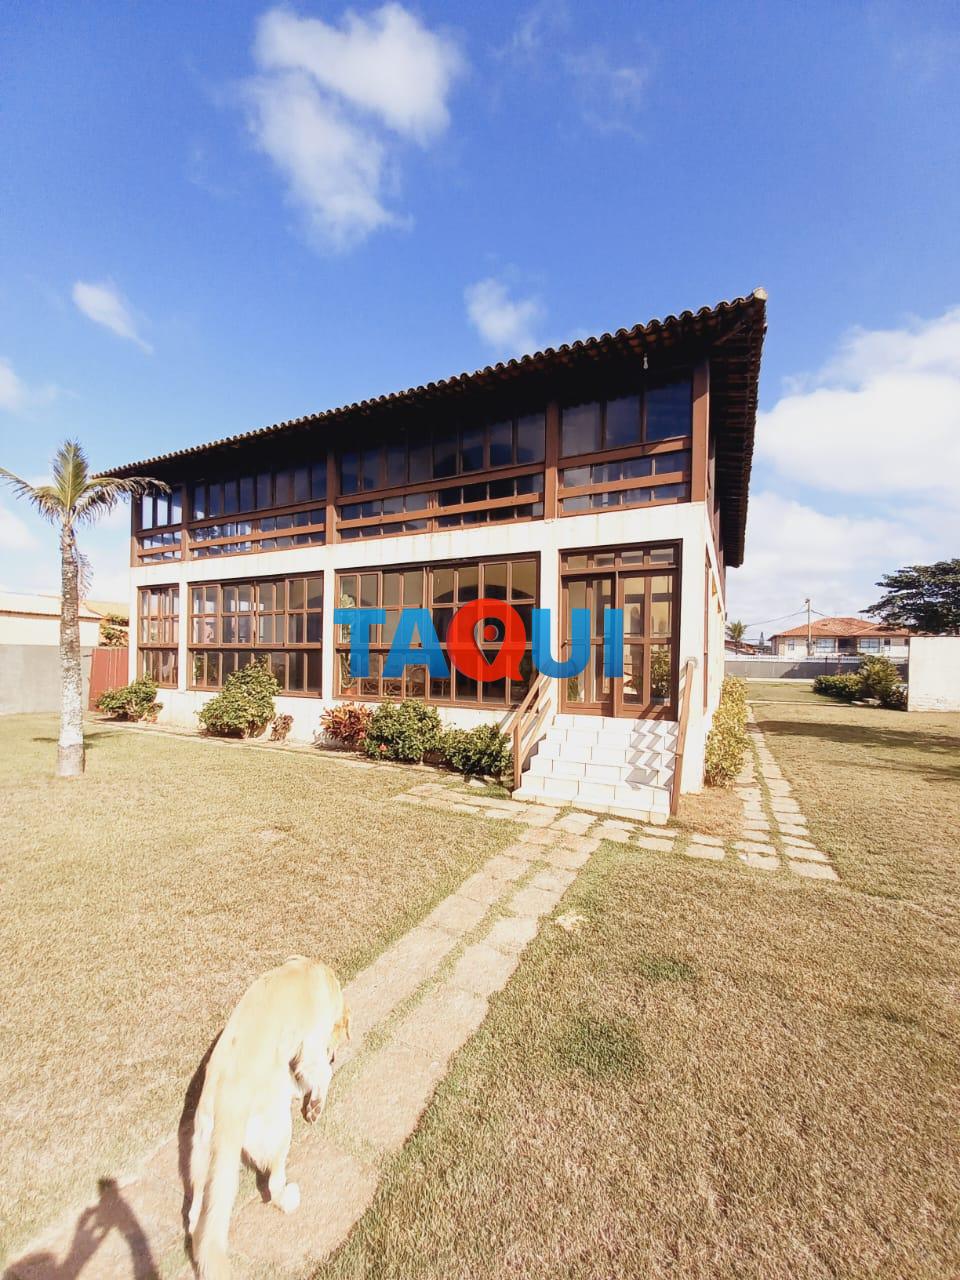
482,808,515,820
552,815,596,834
483,913,541,954
529,866,577,895
518,827,557,846
541,846,591,870
766,780,792,796
519,807,560,827
556,835,602,855
687,832,723,846
735,840,777,856
596,825,631,843
231,1138,378,1272
742,825,771,838
423,892,490,935
456,871,506,906
448,942,521,998
506,883,563,918
683,843,724,861
784,846,830,864
328,1040,446,1155
779,822,809,836
394,982,489,1058
738,851,780,871
634,835,674,852
789,860,839,881
483,854,529,882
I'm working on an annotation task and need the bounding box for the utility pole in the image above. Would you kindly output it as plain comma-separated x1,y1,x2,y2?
804,598,812,656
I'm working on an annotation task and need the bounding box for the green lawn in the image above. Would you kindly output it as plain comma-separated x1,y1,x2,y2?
0,715,520,1262
316,685,960,1280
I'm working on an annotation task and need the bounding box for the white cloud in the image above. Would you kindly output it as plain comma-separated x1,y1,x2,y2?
72,280,152,353
758,306,960,501
0,357,58,414
727,492,934,633
563,47,649,134
244,4,463,250
465,278,542,357
0,503,38,551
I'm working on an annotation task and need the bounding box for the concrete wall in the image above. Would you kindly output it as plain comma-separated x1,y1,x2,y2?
0,613,102,647
726,657,908,681
132,501,717,793
0,645,93,715
907,637,960,712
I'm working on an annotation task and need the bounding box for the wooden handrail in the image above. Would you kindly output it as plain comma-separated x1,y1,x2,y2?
669,657,698,816
502,672,551,791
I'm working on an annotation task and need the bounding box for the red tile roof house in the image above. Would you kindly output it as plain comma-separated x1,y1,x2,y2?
106,291,766,823
769,617,911,660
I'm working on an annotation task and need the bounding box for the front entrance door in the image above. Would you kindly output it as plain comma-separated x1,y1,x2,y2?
559,544,679,719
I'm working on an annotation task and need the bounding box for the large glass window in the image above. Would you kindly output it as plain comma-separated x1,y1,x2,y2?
188,574,323,695
335,557,537,707
191,463,326,522
560,379,692,456
339,414,546,497
140,487,183,530
138,586,179,686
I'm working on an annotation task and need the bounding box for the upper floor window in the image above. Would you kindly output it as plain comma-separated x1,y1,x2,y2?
340,413,545,496
140,487,183,530
560,379,692,457
192,462,326,521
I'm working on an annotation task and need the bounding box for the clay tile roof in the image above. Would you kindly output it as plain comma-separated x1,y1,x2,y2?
101,290,767,567
772,617,910,639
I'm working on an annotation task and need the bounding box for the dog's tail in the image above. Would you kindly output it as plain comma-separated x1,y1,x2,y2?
189,1074,245,1280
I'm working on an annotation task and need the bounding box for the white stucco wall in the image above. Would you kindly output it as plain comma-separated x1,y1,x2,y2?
907,637,960,712
0,611,101,647
131,501,716,792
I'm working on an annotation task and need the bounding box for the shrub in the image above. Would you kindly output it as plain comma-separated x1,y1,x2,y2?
704,676,748,786
96,676,160,722
363,699,442,763
858,655,901,704
441,724,513,779
880,683,908,710
98,613,129,647
198,659,279,737
321,703,374,749
270,713,294,742
813,673,863,702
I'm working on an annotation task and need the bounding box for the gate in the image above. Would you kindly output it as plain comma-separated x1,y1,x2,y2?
88,647,129,709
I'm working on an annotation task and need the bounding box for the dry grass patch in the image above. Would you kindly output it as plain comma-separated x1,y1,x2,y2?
316,689,960,1280
0,715,519,1260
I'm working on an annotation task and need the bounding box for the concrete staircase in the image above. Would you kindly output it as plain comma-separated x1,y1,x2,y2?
514,713,677,823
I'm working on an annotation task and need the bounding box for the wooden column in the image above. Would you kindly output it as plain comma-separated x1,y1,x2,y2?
325,448,339,544
544,399,560,519
691,361,710,504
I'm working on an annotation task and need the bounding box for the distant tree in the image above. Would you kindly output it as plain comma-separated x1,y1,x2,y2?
865,560,960,635
0,441,166,777
726,619,747,653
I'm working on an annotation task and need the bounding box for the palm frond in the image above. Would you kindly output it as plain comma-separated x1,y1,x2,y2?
74,473,169,524
0,466,64,522
52,440,90,513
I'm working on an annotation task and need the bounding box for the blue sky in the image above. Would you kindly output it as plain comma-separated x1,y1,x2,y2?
2,0,959,635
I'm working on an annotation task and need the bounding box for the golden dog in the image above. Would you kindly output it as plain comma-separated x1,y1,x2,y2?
188,957,350,1278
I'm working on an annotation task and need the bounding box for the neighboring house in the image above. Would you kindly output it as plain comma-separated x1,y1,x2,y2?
769,617,911,659
0,592,127,648
107,290,766,818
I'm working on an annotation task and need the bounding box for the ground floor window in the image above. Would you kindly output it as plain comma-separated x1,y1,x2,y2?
137,586,179,686
187,574,322,695
335,556,538,707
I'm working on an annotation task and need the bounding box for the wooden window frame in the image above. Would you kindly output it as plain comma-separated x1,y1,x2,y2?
334,553,540,709
137,585,180,687
187,573,323,697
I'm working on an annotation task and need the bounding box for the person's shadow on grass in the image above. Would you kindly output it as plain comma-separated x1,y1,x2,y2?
3,1178,158,1279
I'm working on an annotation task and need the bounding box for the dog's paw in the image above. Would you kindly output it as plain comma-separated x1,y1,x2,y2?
303,1094,325,1124
277,1182,300,1214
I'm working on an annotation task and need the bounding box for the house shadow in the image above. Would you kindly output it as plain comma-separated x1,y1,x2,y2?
758,718,960,781
3,1180,157,1280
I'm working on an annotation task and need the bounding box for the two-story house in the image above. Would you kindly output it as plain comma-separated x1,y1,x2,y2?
108,290,766,821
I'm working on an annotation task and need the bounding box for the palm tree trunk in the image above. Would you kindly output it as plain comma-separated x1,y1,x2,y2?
58,521,85,777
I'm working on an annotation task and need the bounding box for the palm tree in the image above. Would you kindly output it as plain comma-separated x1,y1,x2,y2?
0,441,166,777
726,619,747,654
